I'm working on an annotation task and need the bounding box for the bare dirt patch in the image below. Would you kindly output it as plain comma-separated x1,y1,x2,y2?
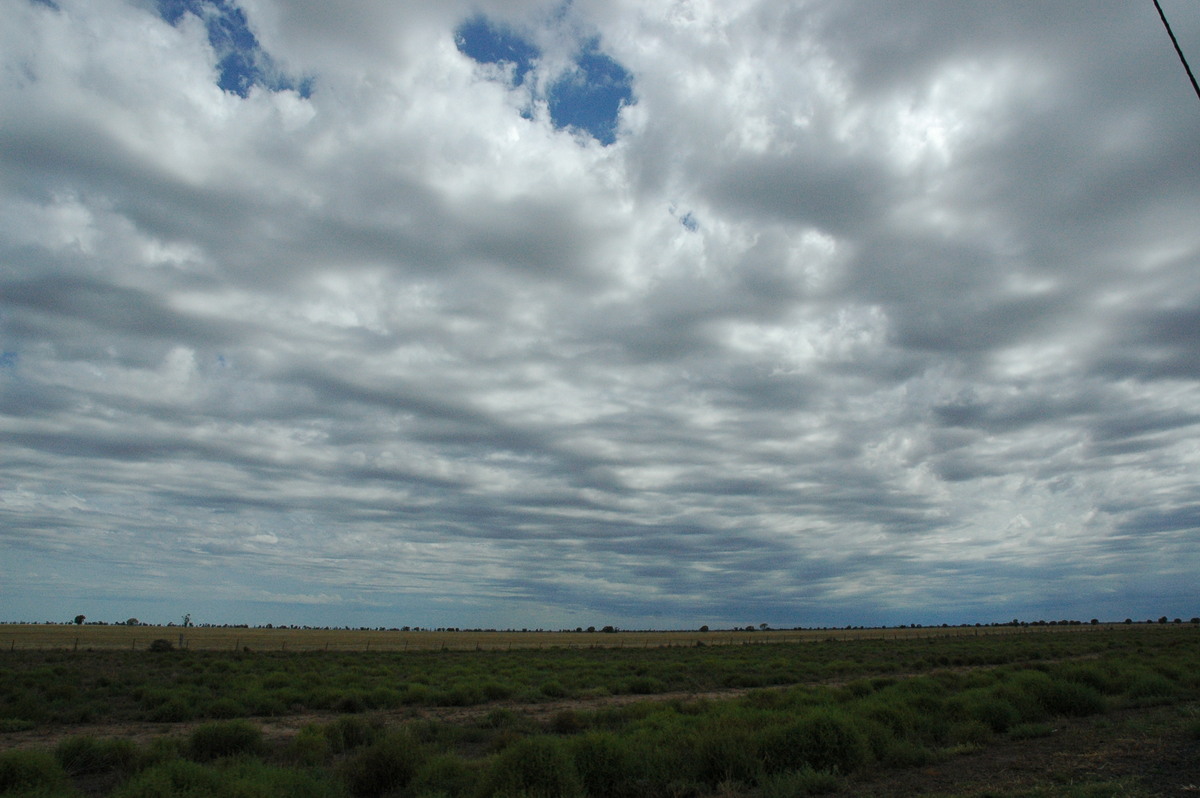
838,702,1200,797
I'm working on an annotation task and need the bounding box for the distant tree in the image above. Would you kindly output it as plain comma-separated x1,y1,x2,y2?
759,623,769,631
1090,618,1099,625
73,615,85,626
586,626,596,633
1124,618,1133,624
601,625,616,633
1158,616,1168,624
183,614,192,628
125,618,139,626
699,625,709,633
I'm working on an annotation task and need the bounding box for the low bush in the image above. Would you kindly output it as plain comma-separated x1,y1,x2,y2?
411,753,480,797
947,719,993,747
758,765,842,797
284,725,331,767
548,709,586,735
0,748,71,794
111,758,222,798
204,697,247,719
1008,721,1055,740
952,690,1022,733
479,735,583,798
757,709,870,776
687,721,761,785
340,730,425,797
1125,670,1179,704
538,680,568,699
1036,677,1108,717
187,720,265,761
147,697,195,723
323,715,384,753
569,732,636,798
113,757,341,798
876,737,934,768
54,735,137,776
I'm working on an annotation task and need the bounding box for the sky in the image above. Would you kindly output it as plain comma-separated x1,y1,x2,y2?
2,0,1199,631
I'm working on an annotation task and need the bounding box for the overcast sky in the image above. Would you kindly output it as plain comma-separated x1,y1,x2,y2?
3,0,1199,630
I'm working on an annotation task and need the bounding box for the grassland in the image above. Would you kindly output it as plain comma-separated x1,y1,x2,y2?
1,624,1197,796
0,622,1115,652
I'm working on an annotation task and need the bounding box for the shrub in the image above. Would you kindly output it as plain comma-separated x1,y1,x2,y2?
548,709,586,735
1036,678,1108,717
204,697,247,719
148,639,174,653
953,691,1021,733
147,697,195,723
284,725,331,767
876,738,933,768
687,722,761,785
324,715,384,753
111,758,222,798
539,680,568,699
54,736,137,776
0,749,70,794
994,673,1051,723
758,766,842,797
187,720,265,761
479,736,583,798
480,681,514,701
757,710,870,776
335,692,367,713
1059,663,1124,695
1125,670,1178,704
570,732,635,798
340,730,425,797
947,719,993,747
623,676,665,695
411,753,480,797
1008,721,1054,740
114,758,341,798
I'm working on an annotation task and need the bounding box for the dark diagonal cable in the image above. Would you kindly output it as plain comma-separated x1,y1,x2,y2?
1153,0,1200,103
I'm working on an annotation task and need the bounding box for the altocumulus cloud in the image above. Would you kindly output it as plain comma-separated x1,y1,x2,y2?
2,0,1199,629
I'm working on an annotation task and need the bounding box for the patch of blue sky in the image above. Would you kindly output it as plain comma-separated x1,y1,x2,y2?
156,0,312,98
456,19,633,146
455,16,539,88
0,351,17,369
680,212,699,232
547,40,633,146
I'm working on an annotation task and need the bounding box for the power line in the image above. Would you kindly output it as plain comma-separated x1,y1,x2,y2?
1152,0,1200,103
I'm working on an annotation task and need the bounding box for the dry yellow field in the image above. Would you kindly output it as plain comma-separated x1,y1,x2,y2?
0,622,1112,652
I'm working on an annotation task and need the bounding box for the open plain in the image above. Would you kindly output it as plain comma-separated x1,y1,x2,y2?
2,623,1198,796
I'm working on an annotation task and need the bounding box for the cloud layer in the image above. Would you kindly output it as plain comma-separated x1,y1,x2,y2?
3,0,1199,628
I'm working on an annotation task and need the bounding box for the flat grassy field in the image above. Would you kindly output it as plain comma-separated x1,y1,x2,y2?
1,624,1196,797
0,620,1122,652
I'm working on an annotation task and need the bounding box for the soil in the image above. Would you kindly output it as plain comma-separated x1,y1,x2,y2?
838,703,1200,797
